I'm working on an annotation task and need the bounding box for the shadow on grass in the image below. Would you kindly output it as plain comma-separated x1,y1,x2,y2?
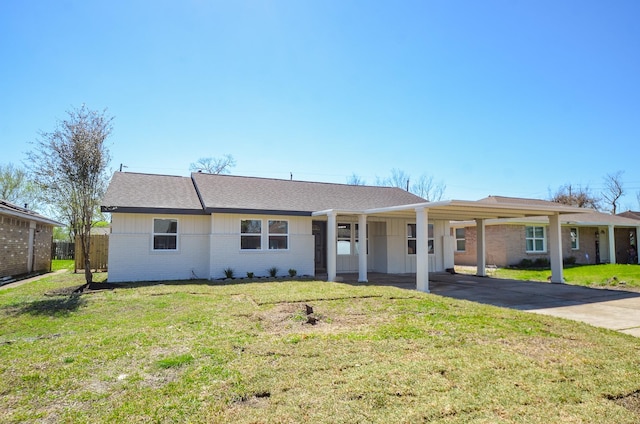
16,295,87,317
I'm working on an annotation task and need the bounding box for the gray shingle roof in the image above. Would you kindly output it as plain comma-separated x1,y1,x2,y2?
101,171,427,215
101,172,204,213
0,200,63,226
192,172,426,214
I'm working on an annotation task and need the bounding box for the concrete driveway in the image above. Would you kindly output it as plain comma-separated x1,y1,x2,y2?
339,272,640,337
428,273,640,337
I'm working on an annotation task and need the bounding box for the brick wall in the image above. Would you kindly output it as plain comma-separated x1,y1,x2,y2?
0,215,54,278
453,224,602,267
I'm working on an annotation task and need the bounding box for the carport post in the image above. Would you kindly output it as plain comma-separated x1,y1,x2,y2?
637,227,640,264
327,212,337,282
608,225,616,264
476,218,486,277
548,213,564,283
358,214,368,282
416,207,430,292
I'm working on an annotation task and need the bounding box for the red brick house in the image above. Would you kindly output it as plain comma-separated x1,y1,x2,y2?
0,200,62,281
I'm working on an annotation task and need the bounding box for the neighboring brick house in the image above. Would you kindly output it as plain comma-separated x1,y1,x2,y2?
0,200,62,280
452,202,640,267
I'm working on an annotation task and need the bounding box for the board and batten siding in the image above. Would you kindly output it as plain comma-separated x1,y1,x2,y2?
108,213,210,283
209,213,314,279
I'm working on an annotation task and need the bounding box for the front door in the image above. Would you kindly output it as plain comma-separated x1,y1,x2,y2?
312,221,327,273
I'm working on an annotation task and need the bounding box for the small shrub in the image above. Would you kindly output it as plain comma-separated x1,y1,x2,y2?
268,267,278,277
564,256,577,266
288,268,297,277
246,272,254,278
223,268,234,279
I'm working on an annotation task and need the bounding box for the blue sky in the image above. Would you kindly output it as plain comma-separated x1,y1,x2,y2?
1,0,639,210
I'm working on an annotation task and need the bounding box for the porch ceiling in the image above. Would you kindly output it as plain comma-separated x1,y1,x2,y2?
313,200,591,221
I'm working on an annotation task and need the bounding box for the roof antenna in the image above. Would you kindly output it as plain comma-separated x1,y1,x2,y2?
119,163,128,172
290,172,293,180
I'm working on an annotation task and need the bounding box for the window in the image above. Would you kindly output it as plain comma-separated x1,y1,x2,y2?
455,228,466,252
570,227,579,250
241,219,262,250
526,226,546,252
337,223,351,255
153,218,177,250
268,220,288,250
407,223,434,255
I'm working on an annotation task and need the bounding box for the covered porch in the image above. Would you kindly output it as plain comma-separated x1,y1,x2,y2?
313,199,590,293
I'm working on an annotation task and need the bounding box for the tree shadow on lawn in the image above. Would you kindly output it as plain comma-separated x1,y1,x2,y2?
9,295,87,317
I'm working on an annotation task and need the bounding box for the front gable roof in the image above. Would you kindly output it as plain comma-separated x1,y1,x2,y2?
101,172,204,214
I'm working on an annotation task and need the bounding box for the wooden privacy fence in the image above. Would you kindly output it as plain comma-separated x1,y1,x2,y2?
52,241,75,260
75,235,109,272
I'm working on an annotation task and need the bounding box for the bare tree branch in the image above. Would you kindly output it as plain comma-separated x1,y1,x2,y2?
346,173,366,185
602,171,625,214
549,183,600,209
190,154,236,174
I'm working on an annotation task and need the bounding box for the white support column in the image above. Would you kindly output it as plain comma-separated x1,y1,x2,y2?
548,214,564,283
608,225,616,264
358,214,368,283
209,214,216,279
416,207,430,293
476,218,486,277
636,227,640,264
327,212,337,282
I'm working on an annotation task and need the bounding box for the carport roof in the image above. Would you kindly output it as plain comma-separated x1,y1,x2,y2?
313,196,591,221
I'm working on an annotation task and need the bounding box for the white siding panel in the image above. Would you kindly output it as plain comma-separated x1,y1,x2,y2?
209,214,314,279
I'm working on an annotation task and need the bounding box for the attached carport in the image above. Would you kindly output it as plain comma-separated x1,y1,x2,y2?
313,199,589,293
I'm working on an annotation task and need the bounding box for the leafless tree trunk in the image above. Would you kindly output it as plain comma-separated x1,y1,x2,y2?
602,171,625,214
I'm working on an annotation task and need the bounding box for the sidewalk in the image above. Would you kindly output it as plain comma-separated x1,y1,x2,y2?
0,269,67,291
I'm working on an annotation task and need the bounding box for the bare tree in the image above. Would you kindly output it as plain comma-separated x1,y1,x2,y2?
0,163,42,210
190,154,236,174
377,168,411,190
411,174,446,201
375,169,446,200
549,184,600,209
346,173,366,185
27,105,113,287
602,171,625,214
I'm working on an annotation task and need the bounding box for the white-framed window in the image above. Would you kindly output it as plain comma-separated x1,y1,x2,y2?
337,223,351,255
526,226,546,253
407,223,434,255
570,227,579,250
268,220,288,250
153,218,178,250
241,219,262,250
455,228,466,252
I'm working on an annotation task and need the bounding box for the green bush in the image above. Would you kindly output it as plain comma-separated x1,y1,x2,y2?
268,267,278,277
223,268,234,279
288,268,297,277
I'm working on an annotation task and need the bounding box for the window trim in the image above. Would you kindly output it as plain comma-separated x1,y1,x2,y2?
455,228,466,252
152,218,178,251
240,219,262,250
525,225,546,253
570,227,579,250
268,219,289,250
337,223,352,255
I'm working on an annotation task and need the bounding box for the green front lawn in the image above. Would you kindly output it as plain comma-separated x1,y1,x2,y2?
485,264,640,288
1,272,640,422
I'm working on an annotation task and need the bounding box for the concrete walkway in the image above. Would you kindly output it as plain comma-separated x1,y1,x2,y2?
337,272,640,337
0,270,66,291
